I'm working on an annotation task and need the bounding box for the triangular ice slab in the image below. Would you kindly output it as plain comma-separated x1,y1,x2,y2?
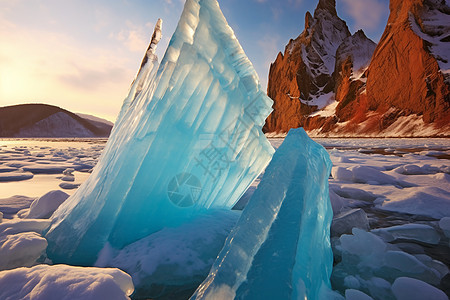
46,0,274,265
191,128,333,300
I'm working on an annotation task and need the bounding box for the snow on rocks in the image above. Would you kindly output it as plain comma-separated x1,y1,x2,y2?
24,190,69,219
0,264,134,300
392,277,448,300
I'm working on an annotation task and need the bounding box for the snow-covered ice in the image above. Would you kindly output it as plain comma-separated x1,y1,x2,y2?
24,190,69,219
0,232,47,270
372,224,441,245
0,135,449,298
0,264,134,300
392,277,448,300
0,219,51,270
440,217,450,238
331,208,369,237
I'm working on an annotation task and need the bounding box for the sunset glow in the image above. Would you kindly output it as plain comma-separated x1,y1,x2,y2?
0,0,388,122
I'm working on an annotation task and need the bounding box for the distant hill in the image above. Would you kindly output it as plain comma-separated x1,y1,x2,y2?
0,104,113,138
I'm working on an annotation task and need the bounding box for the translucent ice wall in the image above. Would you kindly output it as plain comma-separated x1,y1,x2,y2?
46,0,274,265
191,128,333,300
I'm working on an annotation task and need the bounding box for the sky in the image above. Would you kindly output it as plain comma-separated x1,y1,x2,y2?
0,0,389,122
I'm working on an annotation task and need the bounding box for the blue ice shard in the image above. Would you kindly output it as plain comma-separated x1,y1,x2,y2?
45,0,274,265
191,128,333,300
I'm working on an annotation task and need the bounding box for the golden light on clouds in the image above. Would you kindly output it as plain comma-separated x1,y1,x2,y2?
0,17,137,122
0,0,388,122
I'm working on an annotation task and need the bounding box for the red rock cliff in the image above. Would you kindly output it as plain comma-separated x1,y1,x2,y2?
264,0,450,137
366,0,449,124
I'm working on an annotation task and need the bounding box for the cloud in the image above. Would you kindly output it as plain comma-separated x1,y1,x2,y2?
111,21,153,53
59,65,128,91
287,0,303,8
341,0,388,32
0,16,135,120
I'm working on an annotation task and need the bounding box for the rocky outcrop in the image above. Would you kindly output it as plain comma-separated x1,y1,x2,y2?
264,0,350,133
365,0,449,125
333,30,377,122
265,0,450,137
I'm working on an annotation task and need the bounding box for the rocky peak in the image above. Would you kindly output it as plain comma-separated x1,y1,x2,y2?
335,30,376,75
264,0,449,137
264,0,350,133
305,11,313,31
315,0,337,16
366,0,449,123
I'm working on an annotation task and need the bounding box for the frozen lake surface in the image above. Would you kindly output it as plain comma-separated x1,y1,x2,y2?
0,137,449,299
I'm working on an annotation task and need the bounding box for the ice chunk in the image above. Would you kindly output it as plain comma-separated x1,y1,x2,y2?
0,219,51,270
332,186,377,202
345,289,374,300
332,166,353,182
339,228,387,269
439,217,450,238
191,128,333,300
0,171,33,182
332,228,445,297
25,190,69,219
0,219,51,236
378,186,450,219
0,195,35,219
331,209,370,237
62,168,75,176
61,175,75,182
98,210,239,299
351,166,412,187
58,182,80,190
0,264,134,300
394,164,440,175
391,277,447,300
372,224,440,245
0,232,47,270
329,189,346,214
46,0,273,265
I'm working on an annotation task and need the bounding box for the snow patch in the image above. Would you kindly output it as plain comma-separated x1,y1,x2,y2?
0,265,134,299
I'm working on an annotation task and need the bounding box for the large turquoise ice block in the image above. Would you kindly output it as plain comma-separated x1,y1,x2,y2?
46,0,274,265
191,128,333,300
